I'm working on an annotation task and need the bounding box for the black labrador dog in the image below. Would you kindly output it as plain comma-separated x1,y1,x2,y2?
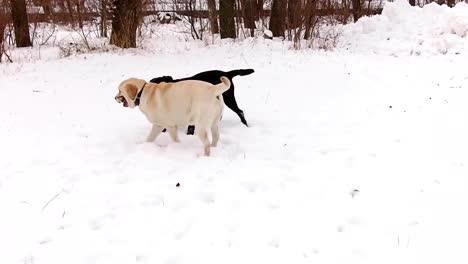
150,69,254,135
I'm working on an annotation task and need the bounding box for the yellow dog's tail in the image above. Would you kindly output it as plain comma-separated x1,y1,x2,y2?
212,76,231,96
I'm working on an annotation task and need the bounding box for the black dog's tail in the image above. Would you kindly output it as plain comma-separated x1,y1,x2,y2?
226,69,254,79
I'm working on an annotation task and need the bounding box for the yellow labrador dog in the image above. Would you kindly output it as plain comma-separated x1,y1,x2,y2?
115,77,230,156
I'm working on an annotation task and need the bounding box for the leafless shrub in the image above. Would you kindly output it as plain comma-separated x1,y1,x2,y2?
180,0,209,40
308,17,342,50
58,41,81,57
138,15,158,41
57,31,110,58
0,2,13,62
31,22,57,45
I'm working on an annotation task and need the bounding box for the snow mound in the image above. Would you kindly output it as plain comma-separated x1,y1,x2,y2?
340,0,468,56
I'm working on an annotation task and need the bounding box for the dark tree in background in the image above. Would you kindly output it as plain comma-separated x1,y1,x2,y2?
269,0,286,37
0,7,6,61
256,0,263,21
65,0,76,27
287,0,301,30
219,0,236,38
351,0,361,22
100,0,108,37
110,0,142,48
75,0,85,29
242,0,256,37
207,0,219,33
303,0,317,40
409,0,416,6
10,0,32,47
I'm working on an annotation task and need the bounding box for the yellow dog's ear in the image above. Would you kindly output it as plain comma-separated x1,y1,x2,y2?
124,83,138,100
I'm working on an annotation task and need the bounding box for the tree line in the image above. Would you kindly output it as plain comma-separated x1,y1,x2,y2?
1,0,462,51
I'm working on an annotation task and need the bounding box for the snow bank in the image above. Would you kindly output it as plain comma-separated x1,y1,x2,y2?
340,0,468,55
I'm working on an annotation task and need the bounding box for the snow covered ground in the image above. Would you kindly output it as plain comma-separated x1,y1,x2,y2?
2,1,468,264
341,0,468,55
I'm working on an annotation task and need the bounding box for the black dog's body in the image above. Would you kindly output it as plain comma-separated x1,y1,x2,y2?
150,69,254,135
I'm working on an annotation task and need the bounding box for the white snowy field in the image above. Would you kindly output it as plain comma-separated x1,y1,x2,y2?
2,1,468,264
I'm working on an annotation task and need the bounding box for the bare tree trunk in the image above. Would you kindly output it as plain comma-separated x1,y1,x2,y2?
287,0,300,30
219,0,236,38
269,0,286,37
243,0,256,36
100,0,108,37
287,0,294,27
75,0,84,29
37,0,53,18
0,16,4,44
288,0,302,42
0,12,5,62
10,0,32,47
110,0,142,48
65,0,76,27
56,0,66,12
351,0,361,22
207,0,219,33
303,0,316,40
256,0,263,21
340,0,350,24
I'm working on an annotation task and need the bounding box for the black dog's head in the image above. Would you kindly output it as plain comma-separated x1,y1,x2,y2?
150,76,174,84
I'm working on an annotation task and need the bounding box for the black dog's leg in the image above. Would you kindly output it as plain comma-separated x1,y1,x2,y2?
187,125,195,135
237,111,247,126
223,83,248,126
